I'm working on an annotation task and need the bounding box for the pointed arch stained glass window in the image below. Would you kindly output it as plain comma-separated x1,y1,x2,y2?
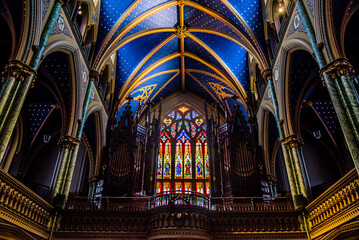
156,106,210,196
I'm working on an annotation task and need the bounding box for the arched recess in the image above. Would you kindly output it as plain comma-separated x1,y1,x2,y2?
42,40,83,137
284,48,351,198
5,51,77,200
264,111,290,197
69,110,104,196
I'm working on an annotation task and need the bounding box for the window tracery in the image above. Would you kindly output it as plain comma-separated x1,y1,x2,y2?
156,106,210,195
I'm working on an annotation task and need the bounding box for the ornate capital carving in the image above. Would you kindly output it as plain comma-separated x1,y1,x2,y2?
262,69,273,81
175,25,189,39
58,136,80,150
267,175,278,185
89,70,100,82
320,58,356,83
2,60,36,82
281,135,304,149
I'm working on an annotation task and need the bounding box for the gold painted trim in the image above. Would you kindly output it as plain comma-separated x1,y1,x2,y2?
116,53,181,108
188,33,247,99
94,1,178,70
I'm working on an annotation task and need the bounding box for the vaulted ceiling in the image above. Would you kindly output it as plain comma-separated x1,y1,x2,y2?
93,0,269,117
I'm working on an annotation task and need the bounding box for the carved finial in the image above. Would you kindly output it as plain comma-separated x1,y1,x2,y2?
126,95,133,105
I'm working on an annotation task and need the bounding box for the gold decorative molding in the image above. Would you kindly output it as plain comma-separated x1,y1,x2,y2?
175,25,189,39
281,135,304,149
0,168,53,239
57,136,80,150
320,58,356,83
306,169,359,239
2,60,36,82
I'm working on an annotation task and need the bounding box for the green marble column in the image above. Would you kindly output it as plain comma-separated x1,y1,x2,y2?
51,136,79,208
296,0,359,174
263,70,309,209
0,0,65,160
52,70,98,208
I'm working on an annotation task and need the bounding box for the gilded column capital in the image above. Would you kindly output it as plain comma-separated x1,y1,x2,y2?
262,69,273,81
89,70,100,82
2,60,36,82
281,135,304,149
267,175,278,185
58,136,80,150
320,58,356,83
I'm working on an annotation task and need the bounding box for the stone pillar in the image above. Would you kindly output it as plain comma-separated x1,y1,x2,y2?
0,0,67,161
267,175,278,197
52,136,80,209
282,135,311,204
295,0,359,175
263,70,309,209
52,70,98,209
0,61,36,160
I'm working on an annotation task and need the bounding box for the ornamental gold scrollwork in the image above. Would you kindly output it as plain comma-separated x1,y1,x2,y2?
175,25,189,39
320,58,356,85
281,135,304,149
57,136,80,150
2,60,36,82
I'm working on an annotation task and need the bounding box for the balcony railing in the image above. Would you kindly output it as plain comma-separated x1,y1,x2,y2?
65,194,293,213
0,169,53,239
306,168,359,239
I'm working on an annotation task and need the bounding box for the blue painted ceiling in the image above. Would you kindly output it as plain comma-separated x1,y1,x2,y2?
95,0,267,117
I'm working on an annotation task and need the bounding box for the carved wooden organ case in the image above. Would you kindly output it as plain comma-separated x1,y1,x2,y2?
103,102,160,196
207,103,262,197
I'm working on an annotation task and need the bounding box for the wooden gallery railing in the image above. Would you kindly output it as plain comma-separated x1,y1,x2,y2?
0,168,53,239
306,168,359,239
60,195,303,234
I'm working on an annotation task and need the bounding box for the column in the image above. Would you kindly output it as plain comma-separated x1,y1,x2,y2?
0,0,66,161
263,70,310,209
282,135,311,202
295,0,359,174
0,61,36,160
52,70,98,209
267,175,278,197
52,136,80,209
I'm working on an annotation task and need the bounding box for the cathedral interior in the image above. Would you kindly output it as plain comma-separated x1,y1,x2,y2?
1,0,359,239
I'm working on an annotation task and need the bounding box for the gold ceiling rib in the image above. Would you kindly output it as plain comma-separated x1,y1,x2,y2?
95,0,178,71
183,52,246,101
94,0,142,68
185,71,221,106
220,0,268,68
138,71,181,115
188,33,247,100
118,34,176,101
95,0,266,71
116,53,181,110
138,69,180,86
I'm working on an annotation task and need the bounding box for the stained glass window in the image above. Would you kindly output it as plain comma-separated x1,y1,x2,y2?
195,141,203,179
163,141,171,179
175,141,183,179
157,142,163,179
156,106,210,197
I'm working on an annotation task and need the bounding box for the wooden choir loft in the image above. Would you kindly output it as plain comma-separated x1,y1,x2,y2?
0,0,359,239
